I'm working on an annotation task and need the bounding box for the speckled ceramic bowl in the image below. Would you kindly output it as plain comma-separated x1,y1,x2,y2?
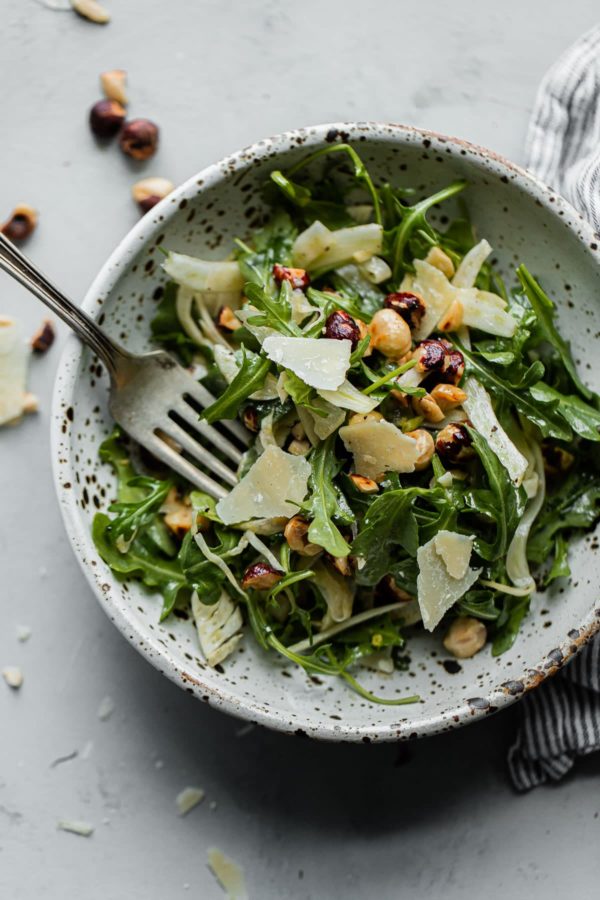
51,123,600,742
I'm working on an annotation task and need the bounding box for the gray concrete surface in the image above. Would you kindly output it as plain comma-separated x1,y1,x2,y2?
1,1,600,897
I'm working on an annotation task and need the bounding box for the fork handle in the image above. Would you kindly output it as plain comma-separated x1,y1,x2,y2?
0,232,126,379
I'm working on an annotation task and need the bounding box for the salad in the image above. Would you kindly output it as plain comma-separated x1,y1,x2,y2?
94,144,600,705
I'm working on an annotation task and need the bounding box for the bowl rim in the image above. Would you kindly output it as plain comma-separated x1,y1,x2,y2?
51,121,600,742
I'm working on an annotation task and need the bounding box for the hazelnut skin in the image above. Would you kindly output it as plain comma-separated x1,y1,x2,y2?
324,310,361,349
119,118,159,160
89,99,126,138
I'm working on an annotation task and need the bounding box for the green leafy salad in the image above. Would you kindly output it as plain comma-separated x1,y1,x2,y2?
93,144,600,705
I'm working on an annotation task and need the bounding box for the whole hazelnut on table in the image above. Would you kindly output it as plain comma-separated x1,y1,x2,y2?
119,119,159,160
1,204,38,242
131,176,174,213
100,69,128,105
89,99,126,138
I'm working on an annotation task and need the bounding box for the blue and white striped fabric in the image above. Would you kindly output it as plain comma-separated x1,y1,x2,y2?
507,24,600,791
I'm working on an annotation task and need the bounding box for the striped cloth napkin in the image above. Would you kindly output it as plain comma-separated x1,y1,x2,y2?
507,24,600,791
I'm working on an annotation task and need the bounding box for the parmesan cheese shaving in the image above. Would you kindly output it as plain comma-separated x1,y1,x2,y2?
262,335,350,390
216,445,311,524
339,419,419,480
417,533,481,631
207,848,248,900
0,317,30,426
462,377,528,485
2,666,23,689
57,819,94,837
433,531,474,580
176,786,205,816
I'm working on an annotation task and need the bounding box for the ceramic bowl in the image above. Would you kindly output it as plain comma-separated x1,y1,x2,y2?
51,122,600,742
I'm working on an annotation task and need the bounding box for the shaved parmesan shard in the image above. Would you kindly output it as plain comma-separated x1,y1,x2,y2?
192,591,243,667
292,220,332,268
462,377,528,485
207,848,248,900
176,786,205,816
2,666,23,689
57,819,94,837
0,317,31,426
309,224,383,272
452,239,492,289
317,379,380,414
216,445,310,524
262,335,350,391
339,419,419,480
417,532,481,631
163,253,243,302
434,531,474,579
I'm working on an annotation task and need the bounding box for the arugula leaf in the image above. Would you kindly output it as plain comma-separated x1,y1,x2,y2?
305,435,351,557
283,370,327,417
529,382,600,442
457,590,501,621
528,472,600,563
200,347,271,424
517,265,592,399
150,282,198,365
244,281,302,336
491,594,530,656
454,336,572,440
269,171,355,229
468,428,526,561
107,476,172,544
93,514,187,620
352,489,421,585
176,527,239,606
329,267,383,320
544,533,571,586
236,211,297,285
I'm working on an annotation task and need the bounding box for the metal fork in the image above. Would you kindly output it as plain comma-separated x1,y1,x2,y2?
0,232,248,498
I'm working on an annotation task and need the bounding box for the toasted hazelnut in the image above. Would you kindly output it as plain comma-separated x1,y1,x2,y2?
241,406,259,433
161,487,202,539
349,473,379,494
405,428,435,470
31,319,55,354
272,264,310,290
437,299,464,332
384,292,426,330
71,0,110,24
291,421,306,441
216,306,242,331
439,349,465,385
324,310,361,348
413,339,447,373
22,392,39,415
131,177,174,213
443,617,487,659
241,562,282,591
425,246,455,278
119,118,159,160
430,383,467,412
411,392,445,423
368,308,412,359
348,411,384,426
328,554,354,577
356,318,372,356
283,515,321,556
542,443,575,476
288,438,310,456
378,575,413,603
435,423,473,463
89,99,126,138
100,69,128,105
1,204,38,242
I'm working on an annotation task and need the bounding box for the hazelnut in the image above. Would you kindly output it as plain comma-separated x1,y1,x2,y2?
119,118,159,160
131,176,174,213
414,339,447,373
439,349,465,385
443,617,487,659
348,411,384,426
1,204,38,242
272,264,310,290
216,305,242,331
288,438,311,456
542,443,575,476
324,310,361,348
71,0,110,24
430,383,467,412
425,246,455,278
435,423,473,463
327,555,354,577
241,562,283,591
89,99,126,138
368,308,412,359
31,319,55,354
405,428,435,470
411,392,445,423
241,406,260,433
437,299,464,332
377,575,413,603
384,292,426,330
283,515,321,556
100,69,128,105
349,473,379,494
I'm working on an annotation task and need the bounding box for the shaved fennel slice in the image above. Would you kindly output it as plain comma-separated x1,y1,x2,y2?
309,224,383,272
176,287,230,348
506,440,545,592
462,377,528,485
359,255,392,284
194,532,247,599
317,379,380,413
460,294,516,337
292,220,332,268
312,560,354,624
288,601,418,654
163,252,243,306
192,590,243,666
452,239,492,288
244,531,284,572
296,397,345,444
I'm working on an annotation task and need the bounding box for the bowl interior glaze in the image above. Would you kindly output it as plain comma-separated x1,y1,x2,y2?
52,123,600,741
